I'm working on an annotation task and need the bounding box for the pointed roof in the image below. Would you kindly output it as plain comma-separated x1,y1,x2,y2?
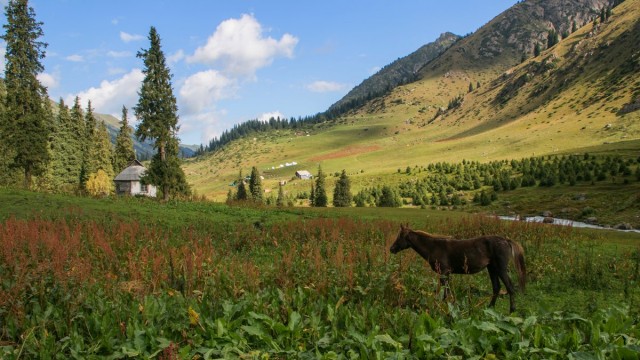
114,159,147,181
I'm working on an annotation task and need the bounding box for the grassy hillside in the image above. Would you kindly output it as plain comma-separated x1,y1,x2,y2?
183,0,640,226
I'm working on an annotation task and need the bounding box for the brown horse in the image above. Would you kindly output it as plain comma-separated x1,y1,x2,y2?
390,224,526,312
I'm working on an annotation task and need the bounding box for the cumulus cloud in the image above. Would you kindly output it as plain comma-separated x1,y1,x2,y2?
258,111,285,122
70,69,144,117
120,31,144,43
306,80,348,93
65,54,84,62
187,14,298,78
38,72,59,89
179,70,237,115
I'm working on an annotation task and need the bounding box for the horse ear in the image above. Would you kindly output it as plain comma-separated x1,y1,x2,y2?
400,223,405,230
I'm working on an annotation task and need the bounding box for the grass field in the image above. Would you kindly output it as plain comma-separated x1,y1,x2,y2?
1,188,639,358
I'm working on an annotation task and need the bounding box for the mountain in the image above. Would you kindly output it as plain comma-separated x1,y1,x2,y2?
95,113,196,159
184,0,639,201
326,32,460,117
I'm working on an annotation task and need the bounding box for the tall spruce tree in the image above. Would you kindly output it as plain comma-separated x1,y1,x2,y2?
313,165,328,207
113,106,136,173
249,166,263,203
276,183,285,207
332,169,352,207
70,97,86,186
134,26,189,200
48,99,76,191
1,0,49,189
236,170,248,201
94,120,114,180
81,101,98,187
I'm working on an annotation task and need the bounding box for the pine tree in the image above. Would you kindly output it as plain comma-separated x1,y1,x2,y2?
70,97,86,186
236,170,247,201
48,98,76,191
113,106,136,173
547,30,558,49
1,0,50,189
249,166,263,203
332,169,352,207
313,165,328,207
276,183,285,207
81,101,98,188
533,42,541,57
134,26,190,200
309,183,315,206
94,121,114,181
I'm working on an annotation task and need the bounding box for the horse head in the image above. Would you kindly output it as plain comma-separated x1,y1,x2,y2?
390,223,412,254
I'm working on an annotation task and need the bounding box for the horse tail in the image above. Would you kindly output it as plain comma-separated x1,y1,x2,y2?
509,239,526,292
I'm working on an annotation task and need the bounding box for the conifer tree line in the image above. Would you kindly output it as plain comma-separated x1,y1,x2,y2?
354,154,640,208
0,1,190,200
228,164,355,208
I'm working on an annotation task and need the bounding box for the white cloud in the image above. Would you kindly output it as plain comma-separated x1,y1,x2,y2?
65,54,84,62
306,80,348,93
168,49,185,64
70,69,144,118
187,14,298,78
38,72,58,89
120,31,144,43
179,70,237,115
107,50,131,58
258,111,285,122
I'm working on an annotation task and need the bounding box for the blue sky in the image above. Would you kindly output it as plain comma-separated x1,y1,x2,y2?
1,0,517,145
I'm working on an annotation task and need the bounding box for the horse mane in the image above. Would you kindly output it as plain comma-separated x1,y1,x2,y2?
411,229,453,240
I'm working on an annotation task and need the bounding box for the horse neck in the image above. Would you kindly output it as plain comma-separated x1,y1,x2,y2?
408,230,441,257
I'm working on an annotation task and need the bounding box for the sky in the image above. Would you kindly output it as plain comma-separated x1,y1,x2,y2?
0,0,517,146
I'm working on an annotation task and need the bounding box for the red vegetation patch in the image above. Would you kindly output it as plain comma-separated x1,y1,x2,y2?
309,145,381,161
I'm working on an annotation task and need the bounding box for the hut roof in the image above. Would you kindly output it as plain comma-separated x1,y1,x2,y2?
114,159,147,181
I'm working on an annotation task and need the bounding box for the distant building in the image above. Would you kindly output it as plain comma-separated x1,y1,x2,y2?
114,159,157,197
295,170,313,180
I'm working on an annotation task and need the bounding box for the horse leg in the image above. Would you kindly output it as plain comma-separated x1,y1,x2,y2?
439,275,450,300
497,267,517,313
487,265,501,307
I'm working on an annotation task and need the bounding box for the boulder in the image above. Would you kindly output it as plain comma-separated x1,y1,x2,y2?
614,223,634,230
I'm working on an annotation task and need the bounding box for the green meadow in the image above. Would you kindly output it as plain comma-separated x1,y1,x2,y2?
1,188,639,358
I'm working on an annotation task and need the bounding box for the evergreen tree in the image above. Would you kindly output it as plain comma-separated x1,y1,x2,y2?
547,29,559,49
134,26,189,200
378,185,401,207
1,0,49,189
533,42,541,57
235,170,247,201
309,183,315,206
332,169,352,207
313,165,328,207
94,120,115,181
70,97,86,186
113,106,136,173
48,98,78,191
81,101,98,188
249,166,263,202
276,183,285,207
571,21,578,33
468,82,474,93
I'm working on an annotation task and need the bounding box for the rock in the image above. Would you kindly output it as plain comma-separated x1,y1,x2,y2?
585,217,598,225
542,210,554,217
543,217,554,224
614,223,633,230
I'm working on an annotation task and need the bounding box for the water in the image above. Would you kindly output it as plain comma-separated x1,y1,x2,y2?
498,215,640,233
